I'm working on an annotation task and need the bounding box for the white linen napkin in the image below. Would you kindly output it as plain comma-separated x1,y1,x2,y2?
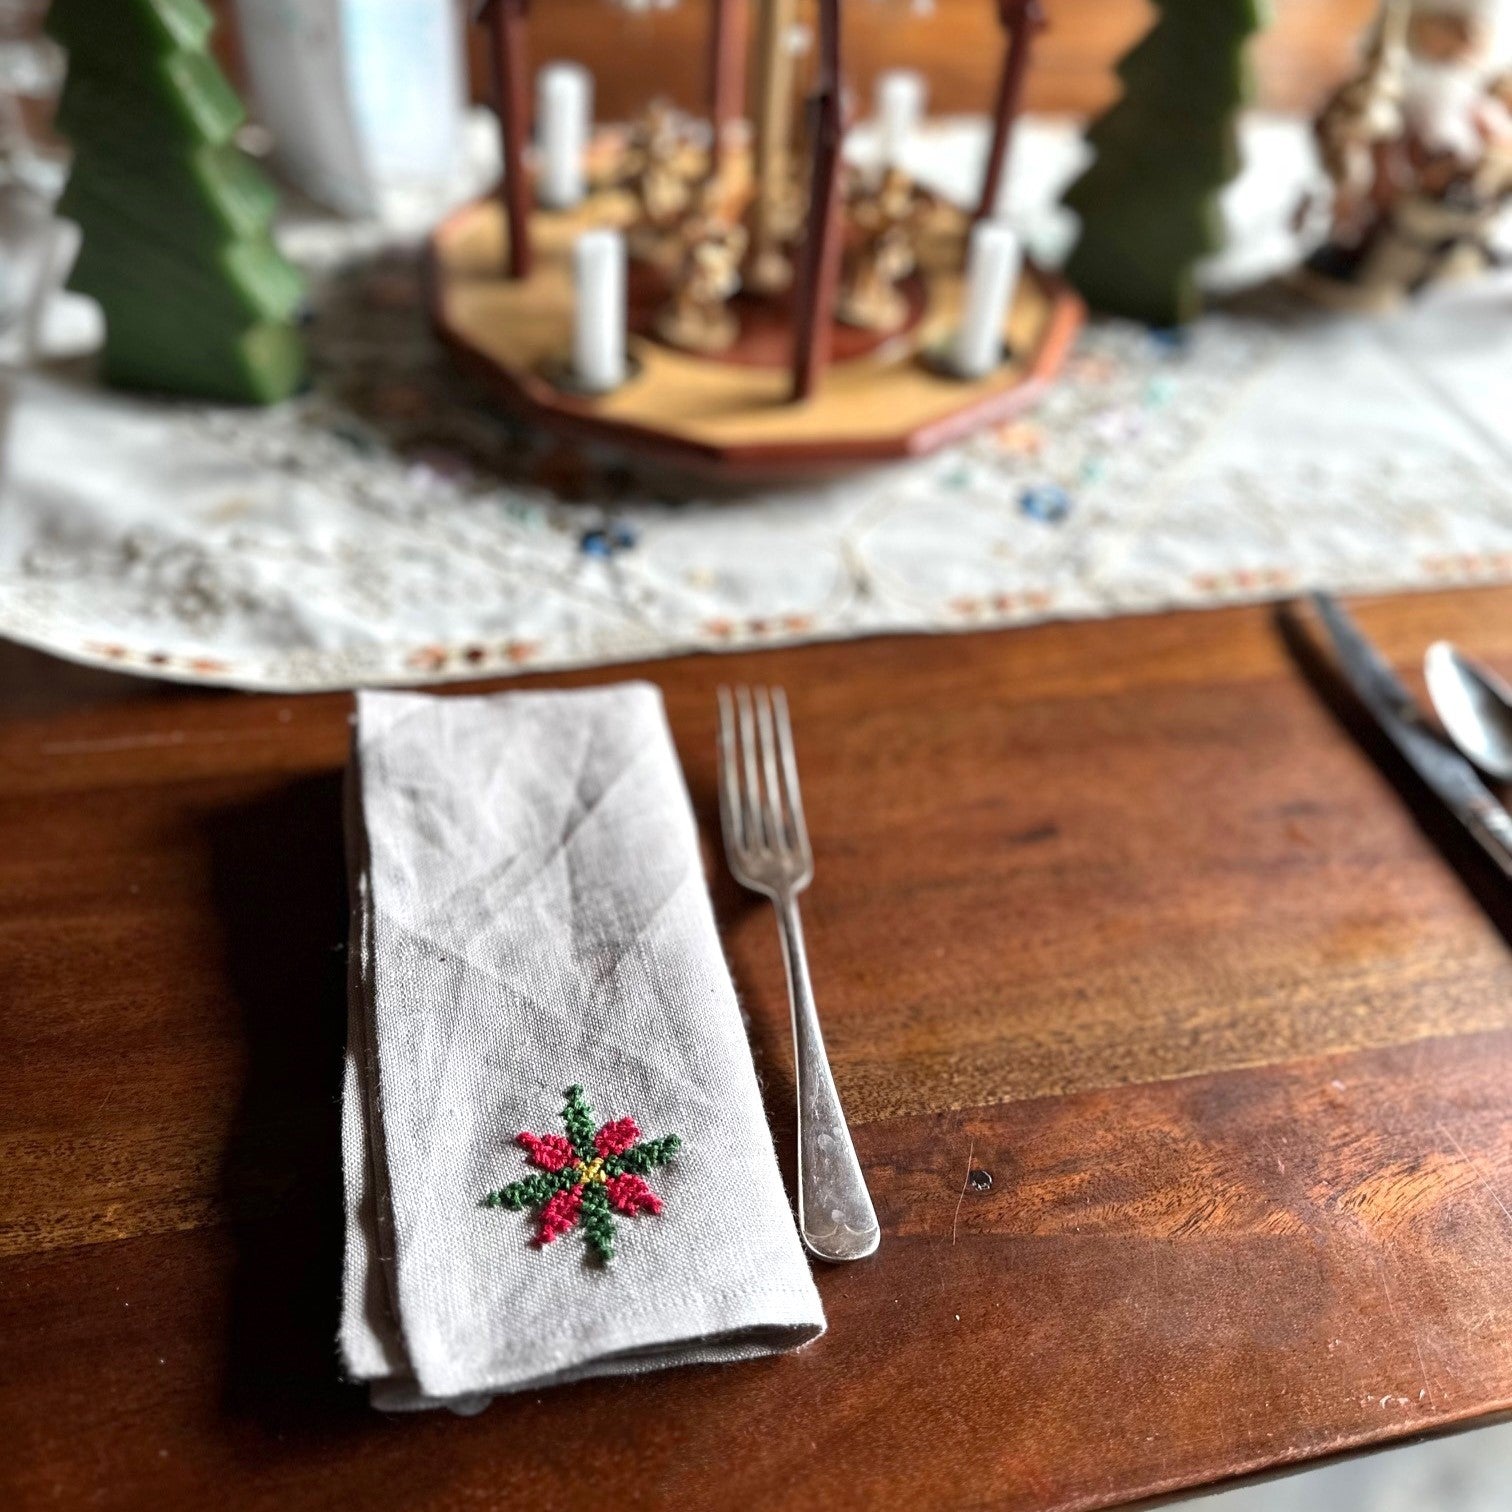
339,685,825,1410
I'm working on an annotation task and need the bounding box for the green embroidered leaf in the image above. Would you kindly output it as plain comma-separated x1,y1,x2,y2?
611,1133,682,1176
579,1181,617,1262
480,1170,568,1210
561,1084,597,1160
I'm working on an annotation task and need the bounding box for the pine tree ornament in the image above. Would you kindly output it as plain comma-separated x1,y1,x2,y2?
1061,0,1269,328
46,0,306,403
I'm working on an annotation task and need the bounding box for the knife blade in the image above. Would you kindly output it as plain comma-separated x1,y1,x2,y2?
1309,591,1512,878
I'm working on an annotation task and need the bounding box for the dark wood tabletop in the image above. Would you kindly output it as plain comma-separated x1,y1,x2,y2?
4,586,1512,1511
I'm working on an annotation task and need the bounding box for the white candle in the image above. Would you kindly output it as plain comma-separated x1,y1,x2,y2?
536,62,592,209
875,69,926,170
573,228,627,393
952,221,1022,380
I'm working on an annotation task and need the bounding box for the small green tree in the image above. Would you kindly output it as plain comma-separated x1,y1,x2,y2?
1062,0,1267,327
46,0,305,403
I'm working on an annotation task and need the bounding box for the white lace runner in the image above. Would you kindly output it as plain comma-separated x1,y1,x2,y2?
2,117,1510,691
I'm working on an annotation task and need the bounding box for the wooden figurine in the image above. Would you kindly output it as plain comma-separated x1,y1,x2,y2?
1309,0,1410,245
838,166,930,332
741,168,805,296
623,99,698,267
1297,0,1512,311
656,183,749,354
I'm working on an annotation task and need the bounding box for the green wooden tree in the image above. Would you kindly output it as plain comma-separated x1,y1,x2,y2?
1061,0,1267,328
45,0,305,403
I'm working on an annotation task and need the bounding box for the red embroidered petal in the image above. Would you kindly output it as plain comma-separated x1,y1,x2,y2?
604,1172,663,1217
537,1185,583,1243
593,1116,641,1158
517,1131,575,1172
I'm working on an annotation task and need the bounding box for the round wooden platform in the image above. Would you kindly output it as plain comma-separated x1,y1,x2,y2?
428,180,1084,481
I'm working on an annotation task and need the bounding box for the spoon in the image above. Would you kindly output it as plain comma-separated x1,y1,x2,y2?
1423,641,1512,783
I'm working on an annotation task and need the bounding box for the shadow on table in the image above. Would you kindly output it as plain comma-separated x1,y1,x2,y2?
200,763,801,1444
1276,599,1512,949
206,772,372,1439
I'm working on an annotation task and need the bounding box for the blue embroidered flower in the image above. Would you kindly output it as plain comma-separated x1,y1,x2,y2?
1019,483,1072,524
579,521,638,559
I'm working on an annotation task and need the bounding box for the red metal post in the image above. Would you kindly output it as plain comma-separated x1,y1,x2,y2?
975,0,1045,223
790,0,845,402
482,0,533,279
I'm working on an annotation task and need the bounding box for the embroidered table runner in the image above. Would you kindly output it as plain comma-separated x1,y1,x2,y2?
341,684,824,1409
3,116,1511,690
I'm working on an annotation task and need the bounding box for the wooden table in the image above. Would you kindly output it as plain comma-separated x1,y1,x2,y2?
5,589,1512,1511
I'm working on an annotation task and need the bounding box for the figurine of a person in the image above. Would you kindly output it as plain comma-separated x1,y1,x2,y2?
656,184,749,354
1299,0,1512,309
742,167,805,295
1400,0,1512,162
837,166,931,332
1310,0,1410,244
623,99,697,267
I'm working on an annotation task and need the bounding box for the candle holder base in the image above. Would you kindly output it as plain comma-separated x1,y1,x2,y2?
918,340,1016,382
427,149,1083,482
540,352,646,398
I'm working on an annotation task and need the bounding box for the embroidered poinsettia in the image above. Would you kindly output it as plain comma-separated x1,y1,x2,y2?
480,1085,681,1263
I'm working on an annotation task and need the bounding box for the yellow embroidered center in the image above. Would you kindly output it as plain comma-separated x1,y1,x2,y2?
573,1157,607,1185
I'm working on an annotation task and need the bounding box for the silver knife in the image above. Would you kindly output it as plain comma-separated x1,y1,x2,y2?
1309,591,1512,877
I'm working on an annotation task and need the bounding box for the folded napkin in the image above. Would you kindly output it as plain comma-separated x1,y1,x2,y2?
340,685,825,1410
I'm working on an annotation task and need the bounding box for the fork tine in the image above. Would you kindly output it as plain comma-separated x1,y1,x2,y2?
716,686,744,852
772,688,809,855
735,685,766,849
754,687,788,854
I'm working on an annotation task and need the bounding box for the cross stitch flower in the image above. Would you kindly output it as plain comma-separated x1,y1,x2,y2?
480,1085,682,1263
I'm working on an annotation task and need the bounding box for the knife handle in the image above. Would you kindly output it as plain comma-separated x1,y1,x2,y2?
1468,799,1512,878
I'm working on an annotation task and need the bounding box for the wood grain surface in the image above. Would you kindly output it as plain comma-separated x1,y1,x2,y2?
203,0,1373,121
5,587,1512,1510
468,0,1376,119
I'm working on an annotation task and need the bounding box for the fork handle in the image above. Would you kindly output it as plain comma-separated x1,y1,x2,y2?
775,897,880,1262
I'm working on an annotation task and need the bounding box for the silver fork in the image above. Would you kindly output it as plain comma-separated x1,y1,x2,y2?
716,686,880,1263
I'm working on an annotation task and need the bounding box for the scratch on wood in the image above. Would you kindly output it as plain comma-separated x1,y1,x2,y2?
41,732,191,755
40,728,278,756
1408,1325,1438,1412
1376,1239,1438,1411
1370,1247,1402,1332
1437,1122,1512,1231
951,1136,975,1245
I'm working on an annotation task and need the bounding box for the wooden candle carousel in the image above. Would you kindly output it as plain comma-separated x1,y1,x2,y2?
432,0,1083,478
